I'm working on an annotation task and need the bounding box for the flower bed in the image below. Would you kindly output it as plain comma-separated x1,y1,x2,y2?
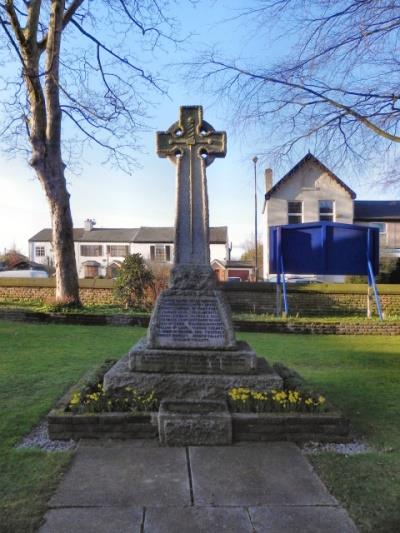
47,360,350,443
47,359,158,440
228,387,327,413
227,383,349,443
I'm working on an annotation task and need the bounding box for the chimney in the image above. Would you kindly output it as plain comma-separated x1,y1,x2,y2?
264,168,273,193
84,219,96,231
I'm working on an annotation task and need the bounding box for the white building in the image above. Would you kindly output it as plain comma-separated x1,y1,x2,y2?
29,220,229,278
262,153,400,279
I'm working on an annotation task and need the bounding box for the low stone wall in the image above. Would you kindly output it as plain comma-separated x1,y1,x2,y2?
0,309,150,327
0,278,117,305
1,278,399,316
48,411,157,440
232,412,350,443
48,410,349,443
233,319,400,335
1,309,399,334
221,283,400,317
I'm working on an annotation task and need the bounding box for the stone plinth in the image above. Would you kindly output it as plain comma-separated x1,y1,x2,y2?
158,399,232,446
130,338,258,374
104,354,282,400
147,266,236,351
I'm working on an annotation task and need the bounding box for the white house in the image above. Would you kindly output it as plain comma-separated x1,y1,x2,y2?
29,220,229,278
262,153,400,279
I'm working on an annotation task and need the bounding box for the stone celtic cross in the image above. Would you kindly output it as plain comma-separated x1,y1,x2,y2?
157,106,226,266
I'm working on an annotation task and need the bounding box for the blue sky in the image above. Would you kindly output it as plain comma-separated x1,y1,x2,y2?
0,0,395,257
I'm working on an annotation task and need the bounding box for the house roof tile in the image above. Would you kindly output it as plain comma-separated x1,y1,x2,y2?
133,226,228,243
354,201,400,221
29,226,228,244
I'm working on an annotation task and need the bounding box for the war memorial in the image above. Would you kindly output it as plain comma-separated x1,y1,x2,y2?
103,105,283,444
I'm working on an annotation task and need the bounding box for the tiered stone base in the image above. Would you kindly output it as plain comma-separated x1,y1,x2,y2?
102,275,284,443
129,338,259,374
103,353,282,400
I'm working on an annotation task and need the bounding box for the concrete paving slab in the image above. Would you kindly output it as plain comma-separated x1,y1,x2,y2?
189,443,336,506
39,507,143,533
144,506,253,533
49,443,190,507
249,505,358,533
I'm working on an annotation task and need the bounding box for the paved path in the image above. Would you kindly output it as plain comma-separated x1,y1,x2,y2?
40,440,358,533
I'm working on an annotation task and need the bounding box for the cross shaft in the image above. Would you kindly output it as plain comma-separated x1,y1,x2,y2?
156,106,227,266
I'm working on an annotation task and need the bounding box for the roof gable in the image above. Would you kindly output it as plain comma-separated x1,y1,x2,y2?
265,153,356,201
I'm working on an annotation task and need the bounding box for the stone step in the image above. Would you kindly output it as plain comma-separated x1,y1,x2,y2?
104,354,283,400
158,398,232,445
130,338,259,375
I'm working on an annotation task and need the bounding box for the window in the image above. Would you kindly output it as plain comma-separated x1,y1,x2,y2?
150,245,171,262
288,201,303,224
83,264,99,278
371,222,387,246
35,246,45,257
319,200,335,221
106,245,129,257
80,245,103,256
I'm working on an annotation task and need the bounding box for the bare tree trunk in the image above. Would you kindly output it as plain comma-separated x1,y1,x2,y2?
39,167,80,302
19,0,81,305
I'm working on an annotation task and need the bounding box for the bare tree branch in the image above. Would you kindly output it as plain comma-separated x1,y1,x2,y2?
0,0,182,302
193,0,400,182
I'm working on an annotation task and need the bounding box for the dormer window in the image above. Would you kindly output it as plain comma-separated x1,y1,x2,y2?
319,200,335,222
288,201,303,224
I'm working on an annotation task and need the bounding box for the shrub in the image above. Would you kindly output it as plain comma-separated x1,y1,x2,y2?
114,254,155,309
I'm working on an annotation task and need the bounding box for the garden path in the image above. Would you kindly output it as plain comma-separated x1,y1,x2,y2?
39,440,358,532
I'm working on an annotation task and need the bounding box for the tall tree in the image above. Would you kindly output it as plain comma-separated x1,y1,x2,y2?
0,1,179,303
240,239,263,280
194,1,400,182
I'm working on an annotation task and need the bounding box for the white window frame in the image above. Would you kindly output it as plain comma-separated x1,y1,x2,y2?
150,244,172,263
80,245,103,257
319,200,335,222
35,246,45,257
106,245,129,257
287,201,303,224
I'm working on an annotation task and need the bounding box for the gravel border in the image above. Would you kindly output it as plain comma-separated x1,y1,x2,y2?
302,441,372,455
16,420,76,452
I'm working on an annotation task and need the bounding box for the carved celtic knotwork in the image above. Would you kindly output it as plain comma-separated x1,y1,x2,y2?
157,105,226,166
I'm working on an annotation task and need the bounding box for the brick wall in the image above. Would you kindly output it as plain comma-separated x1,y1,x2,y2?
0,283,117,305
221,283,400,316
0,279,399,316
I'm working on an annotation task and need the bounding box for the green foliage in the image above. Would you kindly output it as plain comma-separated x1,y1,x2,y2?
240,242,263,278
347,257,400,284
40,296,82,312
228,387,327,413
1,323,400,532
68,384,159,413
377,257,400,284
113,253,155,309
0,321,144,532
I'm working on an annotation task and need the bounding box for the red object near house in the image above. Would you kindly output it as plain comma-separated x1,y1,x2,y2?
227,269,250,281
211,259,255,281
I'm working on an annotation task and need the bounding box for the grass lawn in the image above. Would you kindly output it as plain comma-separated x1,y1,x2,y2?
0,322,399,532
